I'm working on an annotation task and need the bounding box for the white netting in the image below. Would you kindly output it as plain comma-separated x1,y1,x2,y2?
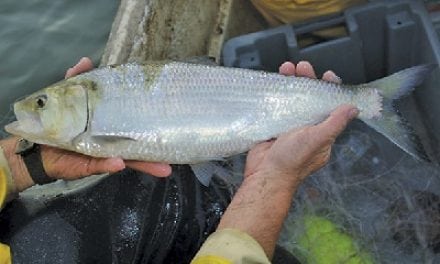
279,121,440,263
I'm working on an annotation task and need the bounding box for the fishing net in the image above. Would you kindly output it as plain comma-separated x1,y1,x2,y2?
278,121,440,263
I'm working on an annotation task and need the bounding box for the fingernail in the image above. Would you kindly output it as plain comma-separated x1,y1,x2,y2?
279,62,295,76
73,57,87,68
297,61,307,68
159,164,172,176
112,158,125,170
330,75,342,84
348,108,359,119
65,68,74,78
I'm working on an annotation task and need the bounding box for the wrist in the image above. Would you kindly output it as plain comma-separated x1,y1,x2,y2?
218,171,299,258
245,167,302,195
0,137,35,193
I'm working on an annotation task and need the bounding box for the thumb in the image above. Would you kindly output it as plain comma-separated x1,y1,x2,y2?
314,105,358,141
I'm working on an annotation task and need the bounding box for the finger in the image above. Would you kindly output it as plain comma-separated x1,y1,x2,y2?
296,61,317,79
125,160,172,177
322,70,342,84
65,68,75,79
86,157,126,175
75,57,94,72
65,57,94,78
279,62,296,76
314,105,359,141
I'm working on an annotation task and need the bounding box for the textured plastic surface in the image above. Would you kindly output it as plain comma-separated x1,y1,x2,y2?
222,0,440,161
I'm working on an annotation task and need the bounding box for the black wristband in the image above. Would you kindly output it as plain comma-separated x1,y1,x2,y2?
16,139,56,185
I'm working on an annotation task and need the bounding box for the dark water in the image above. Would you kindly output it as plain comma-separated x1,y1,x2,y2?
0,0,119,136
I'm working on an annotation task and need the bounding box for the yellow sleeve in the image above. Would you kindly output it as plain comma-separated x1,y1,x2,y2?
0,146,15,210
0,146,13,264
191,229,270,264
250,0,366,26
0,244,11,264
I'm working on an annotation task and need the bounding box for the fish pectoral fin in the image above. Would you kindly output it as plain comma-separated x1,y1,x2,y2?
91,134,137,143
190,161,231,187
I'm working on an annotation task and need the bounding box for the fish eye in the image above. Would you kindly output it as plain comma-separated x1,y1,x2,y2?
35,95,47,109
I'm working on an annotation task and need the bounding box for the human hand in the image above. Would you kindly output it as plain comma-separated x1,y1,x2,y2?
244,61,358,190
215,62,357,259
40,57,172,180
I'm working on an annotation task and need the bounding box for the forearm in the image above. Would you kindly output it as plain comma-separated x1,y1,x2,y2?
217,171,300,259
0,137,34,193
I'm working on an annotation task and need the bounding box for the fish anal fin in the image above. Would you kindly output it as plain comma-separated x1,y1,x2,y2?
190,161,231,187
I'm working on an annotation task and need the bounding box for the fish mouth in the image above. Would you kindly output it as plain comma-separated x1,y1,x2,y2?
4,113,44,141
4,121,22,135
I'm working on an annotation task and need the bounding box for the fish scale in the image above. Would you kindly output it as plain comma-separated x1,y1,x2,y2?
6,62,434,182
67,62,359,163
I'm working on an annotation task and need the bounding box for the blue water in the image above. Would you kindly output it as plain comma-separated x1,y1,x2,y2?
0,0,118,136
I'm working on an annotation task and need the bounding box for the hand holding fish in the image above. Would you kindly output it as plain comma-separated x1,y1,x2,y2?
39,58,172,181
216,62,358,259
244,61,358,187
2,54,433,263
4,54,432,193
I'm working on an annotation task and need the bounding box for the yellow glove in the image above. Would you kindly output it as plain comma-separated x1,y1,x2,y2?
192,229,270,264
0,243,11,264
0,147,12,264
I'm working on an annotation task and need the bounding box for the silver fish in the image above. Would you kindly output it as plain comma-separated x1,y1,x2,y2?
5,61,434,185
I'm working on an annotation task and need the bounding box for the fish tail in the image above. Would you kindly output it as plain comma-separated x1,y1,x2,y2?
362,64,436,161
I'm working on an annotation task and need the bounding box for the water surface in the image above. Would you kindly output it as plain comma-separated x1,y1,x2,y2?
0,0,118,136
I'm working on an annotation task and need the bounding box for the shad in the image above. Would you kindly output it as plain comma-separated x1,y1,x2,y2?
5,62,435,185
